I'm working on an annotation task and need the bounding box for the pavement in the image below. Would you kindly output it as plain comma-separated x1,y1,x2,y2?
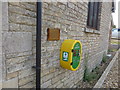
101,55,119,88
101,41,119,88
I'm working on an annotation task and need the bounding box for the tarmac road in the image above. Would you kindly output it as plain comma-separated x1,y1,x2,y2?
110,44,120,50
101,52,119,88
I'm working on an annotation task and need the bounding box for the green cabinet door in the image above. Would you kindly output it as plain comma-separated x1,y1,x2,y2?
72,42,81,69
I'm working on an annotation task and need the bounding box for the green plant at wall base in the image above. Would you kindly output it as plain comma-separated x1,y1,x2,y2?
84,70,98,82
83,53,92,82
83,53,88,82
108,49,112,53
108,49,117,53
102,53,107,63
92,66,99,73
83,53,99,82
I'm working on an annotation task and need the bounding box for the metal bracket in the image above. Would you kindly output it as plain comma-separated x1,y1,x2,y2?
32,66,41,70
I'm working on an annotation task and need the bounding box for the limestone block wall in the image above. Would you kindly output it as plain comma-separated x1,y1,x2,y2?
1,1,112,88
2,2,36,88
1,2,9,89
41,2,112,88
0,2,2,89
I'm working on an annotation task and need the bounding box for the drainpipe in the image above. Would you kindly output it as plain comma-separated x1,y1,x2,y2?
36,1,42,89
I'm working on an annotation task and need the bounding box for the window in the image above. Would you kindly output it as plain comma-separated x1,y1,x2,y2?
87,2,100,30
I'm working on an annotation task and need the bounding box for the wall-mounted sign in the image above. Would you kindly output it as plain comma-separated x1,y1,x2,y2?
62,51,69,61
60,39,82,71
47,28,60,41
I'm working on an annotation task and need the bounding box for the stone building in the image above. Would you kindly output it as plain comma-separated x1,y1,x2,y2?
0,1,114,89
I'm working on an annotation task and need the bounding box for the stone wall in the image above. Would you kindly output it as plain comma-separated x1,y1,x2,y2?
1,1,112,88
0,2,2,89
41,2,112,88
2,2,36,88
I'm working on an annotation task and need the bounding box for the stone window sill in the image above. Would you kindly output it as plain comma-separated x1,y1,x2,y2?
84,27,100,34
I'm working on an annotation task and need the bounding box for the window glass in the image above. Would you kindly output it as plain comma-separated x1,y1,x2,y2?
87,2,100,30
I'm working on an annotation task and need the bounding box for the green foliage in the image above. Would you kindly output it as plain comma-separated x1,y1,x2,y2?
84,72,98,82
102,53,107,63
111,40,120,45
108,49,117,53
93,66,99,73
112,25,116,28
108,49,112,53
108,49,114,52
83,53,89,82
83,53,100,82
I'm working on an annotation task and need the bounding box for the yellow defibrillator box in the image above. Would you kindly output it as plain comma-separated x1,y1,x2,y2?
60,39,82,71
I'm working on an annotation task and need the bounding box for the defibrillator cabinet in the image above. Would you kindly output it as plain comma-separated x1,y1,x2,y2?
60,39,82,71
